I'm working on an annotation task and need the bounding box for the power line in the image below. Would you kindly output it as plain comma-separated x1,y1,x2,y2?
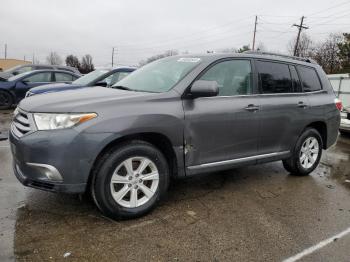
306,0,350,17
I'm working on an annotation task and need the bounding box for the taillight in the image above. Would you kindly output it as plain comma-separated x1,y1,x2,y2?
334,98,343,111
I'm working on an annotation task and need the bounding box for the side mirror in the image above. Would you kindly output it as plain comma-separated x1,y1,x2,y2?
22,79,29,85
95,81,107,87
190,80,218,98
13,71,19,75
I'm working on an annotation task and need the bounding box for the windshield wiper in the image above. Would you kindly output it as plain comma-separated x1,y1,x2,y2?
111,85,134,91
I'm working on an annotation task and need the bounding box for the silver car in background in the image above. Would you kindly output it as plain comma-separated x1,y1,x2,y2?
328,73,350,134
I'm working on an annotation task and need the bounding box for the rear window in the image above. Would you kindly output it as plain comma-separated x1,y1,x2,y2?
256,60,292,93
297,66,322,92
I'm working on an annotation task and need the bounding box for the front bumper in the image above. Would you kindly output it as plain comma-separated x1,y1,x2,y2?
13,161,86,193
9,124,114,194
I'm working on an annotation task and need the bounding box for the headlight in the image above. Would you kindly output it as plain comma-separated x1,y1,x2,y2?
33,113,97,130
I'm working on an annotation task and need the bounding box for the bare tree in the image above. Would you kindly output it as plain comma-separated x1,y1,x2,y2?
79,54,94,74
46,51,63,65
338,33,350,73
65,54,80,69
139,50,178,66
237,45,250,53
288,33,313,57
216,47,237,53
310,34,343,74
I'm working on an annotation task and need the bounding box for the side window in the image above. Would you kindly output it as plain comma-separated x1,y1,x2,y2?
55,72,74,82
256,60,292,93
199,60,253,96
23,72,52,83
297,66,322,92
289,65,302,92
107,72,131,86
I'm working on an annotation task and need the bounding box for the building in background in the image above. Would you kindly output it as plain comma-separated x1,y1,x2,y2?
0,59,31,71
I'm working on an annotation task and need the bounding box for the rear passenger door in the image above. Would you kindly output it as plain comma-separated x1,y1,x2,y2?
54,72,76,83
16,72,54,100
256,60,309,156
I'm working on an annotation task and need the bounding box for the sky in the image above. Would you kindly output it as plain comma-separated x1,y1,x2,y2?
0,0,349,67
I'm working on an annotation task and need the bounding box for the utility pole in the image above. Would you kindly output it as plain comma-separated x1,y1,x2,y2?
4,44,7,59
293,16,309,56
32,53,35,64
112,47,115,67
252,16,258,51
24,55,26,61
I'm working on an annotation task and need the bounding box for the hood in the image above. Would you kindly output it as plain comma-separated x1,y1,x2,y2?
29,83,81,94
19,86,155,112
0,72,12,81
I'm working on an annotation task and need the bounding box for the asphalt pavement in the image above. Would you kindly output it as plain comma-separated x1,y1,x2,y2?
1,109,350,261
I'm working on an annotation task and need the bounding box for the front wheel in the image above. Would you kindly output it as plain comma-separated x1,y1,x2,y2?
283,128,323,176
0,90,14,110
91,141,170,220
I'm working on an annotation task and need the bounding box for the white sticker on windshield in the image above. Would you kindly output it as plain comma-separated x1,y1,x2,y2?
177,58,201,63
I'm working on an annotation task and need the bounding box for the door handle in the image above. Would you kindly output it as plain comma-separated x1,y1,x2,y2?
297,101,307,108
245,104,260,112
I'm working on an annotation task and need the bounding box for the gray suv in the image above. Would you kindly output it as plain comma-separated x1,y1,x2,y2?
9,53,341,219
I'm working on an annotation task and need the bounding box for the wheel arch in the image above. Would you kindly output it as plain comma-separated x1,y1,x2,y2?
304,121,327,149
0,88,16,108
88,132,179,190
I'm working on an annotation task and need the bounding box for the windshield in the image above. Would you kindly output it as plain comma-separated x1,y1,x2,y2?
8,71,32,81
113,57,201,93
73,69,109,85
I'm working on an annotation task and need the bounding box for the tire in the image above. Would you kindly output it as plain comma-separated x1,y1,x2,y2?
283,128,323,176
340,131,350,137
0,90,14,110
91,140,170,220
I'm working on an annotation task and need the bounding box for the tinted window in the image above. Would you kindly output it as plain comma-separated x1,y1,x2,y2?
289,65,302,92
23,72,52,83
55,72,74,82
199,60,252,96
256,61,292,93
297,66,322,92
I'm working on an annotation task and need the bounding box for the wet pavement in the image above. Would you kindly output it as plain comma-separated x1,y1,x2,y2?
1,110,350,261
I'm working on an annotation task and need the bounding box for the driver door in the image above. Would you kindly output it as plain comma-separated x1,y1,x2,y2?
16,72,53,100
183,59,260,174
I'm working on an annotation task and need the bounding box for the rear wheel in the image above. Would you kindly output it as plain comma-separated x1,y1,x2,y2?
0,90,13,110
91,141,170,220
283,128,322,176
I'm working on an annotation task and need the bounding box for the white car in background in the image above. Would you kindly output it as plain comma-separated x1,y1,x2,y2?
328,73,350,135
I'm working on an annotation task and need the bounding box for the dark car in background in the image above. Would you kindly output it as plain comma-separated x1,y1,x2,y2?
0,70,80,109
10,53,340,220
0,64,80,81
26,67,136,97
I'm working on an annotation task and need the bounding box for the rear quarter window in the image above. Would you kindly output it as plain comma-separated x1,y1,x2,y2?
297,66,322,92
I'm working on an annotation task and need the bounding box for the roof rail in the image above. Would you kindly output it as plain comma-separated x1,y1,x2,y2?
243,51,318,64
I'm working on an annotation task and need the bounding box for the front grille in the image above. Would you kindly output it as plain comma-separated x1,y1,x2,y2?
12,110,33,138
